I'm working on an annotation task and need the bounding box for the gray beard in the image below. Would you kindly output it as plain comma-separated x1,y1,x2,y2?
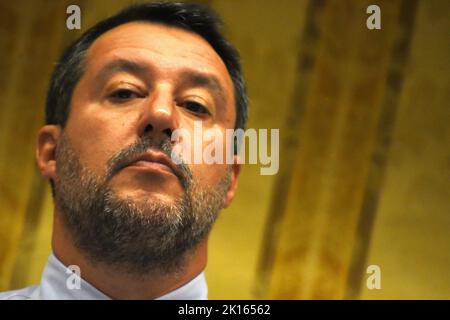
53,133,230,276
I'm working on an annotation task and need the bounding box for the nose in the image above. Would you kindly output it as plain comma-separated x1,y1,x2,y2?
137,85,178,141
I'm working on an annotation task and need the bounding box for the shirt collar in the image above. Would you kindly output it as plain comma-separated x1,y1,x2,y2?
38,253,208,300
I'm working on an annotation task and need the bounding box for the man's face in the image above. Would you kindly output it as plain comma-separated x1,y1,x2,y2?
64,22,236,205
42,22,239,274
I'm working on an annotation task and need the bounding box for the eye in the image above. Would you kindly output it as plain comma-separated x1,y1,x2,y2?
181,101,211,116
108,89,141,102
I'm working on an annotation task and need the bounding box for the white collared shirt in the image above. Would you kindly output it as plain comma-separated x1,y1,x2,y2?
0,253,208,300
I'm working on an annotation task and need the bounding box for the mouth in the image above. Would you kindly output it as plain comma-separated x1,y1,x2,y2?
125,150,180,178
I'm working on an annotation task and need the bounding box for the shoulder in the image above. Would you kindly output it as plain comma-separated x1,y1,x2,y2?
0,285,40,300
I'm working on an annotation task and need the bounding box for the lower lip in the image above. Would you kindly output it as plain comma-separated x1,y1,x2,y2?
127,160,175,176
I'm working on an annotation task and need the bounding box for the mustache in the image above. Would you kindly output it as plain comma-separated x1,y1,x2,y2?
105,136,193,190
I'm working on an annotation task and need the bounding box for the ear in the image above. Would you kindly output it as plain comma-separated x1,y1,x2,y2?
36,125,61,180
223,155,241,208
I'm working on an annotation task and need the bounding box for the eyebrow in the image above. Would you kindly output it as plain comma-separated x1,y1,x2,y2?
94,58,228,105
177,71,227,105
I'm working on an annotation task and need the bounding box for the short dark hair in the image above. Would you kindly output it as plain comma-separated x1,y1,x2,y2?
46,1,247,133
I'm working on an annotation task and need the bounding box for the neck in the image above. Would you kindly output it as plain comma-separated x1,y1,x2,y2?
51,208,208,300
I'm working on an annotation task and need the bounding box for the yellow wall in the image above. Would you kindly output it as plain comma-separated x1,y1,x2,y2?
360,0,450,299
0,0,449,299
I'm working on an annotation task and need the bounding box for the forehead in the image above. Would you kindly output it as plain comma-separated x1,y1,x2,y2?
85,22,234,92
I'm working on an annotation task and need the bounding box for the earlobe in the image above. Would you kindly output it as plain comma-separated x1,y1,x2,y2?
223,156,241,208
36,125,61,180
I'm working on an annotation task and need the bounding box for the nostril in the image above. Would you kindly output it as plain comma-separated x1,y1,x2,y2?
144,124,153,133
163,128,172,138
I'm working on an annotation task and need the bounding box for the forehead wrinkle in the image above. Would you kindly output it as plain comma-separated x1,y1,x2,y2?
88,22,232,81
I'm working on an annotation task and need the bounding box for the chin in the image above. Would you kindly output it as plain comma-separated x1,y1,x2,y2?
115,186,180,206
110,173,183,203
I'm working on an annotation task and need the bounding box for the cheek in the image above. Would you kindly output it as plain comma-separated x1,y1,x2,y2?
190,163,229,188
64,111,134,175
182,125,233,186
